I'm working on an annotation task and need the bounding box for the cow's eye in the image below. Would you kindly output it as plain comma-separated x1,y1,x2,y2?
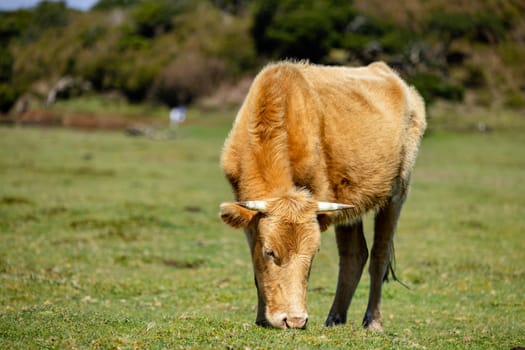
264,248,275,258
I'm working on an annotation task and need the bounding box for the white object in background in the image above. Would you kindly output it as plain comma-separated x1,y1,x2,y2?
169,106,186,126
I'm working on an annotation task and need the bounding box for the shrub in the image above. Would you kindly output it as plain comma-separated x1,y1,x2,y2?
93,0,140,10
77,51,160,103
21,0,70,42
33,0,69,28
498,42,525,67
0,83,19,113
0,3,69,44
0,48,14,82
132,0,175,38
345,14,390,36
340,32,372,53
117,61,159,102
80,26,107,49
426,11,507,44
471,12,507,43
410,72,464,104
172,2,257,77
117,32,151,51
251,0,355,62
0,10,34,44
150,53,228,106
380,29,420,55
211,0,251,15
78,52,121,91
504,92,525,109
463,64,486,89
201,14,257,76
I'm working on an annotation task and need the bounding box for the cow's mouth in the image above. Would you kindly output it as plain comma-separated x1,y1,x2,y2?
284,316,308,329
260,313,309,329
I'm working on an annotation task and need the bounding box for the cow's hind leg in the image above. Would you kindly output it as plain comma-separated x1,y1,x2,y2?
326,220,368,326
363,193,405,332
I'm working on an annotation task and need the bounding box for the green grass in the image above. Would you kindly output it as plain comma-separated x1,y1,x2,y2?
50,95,170,120
1,107,524,349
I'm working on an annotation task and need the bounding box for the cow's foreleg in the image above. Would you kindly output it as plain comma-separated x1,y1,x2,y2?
326,220,368,326
363,196,404,332
254,277,270,327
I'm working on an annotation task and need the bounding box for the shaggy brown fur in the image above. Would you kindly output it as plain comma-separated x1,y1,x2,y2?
220,61,426,330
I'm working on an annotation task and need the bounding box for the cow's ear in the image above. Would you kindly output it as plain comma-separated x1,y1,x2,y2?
316,214,332,232
317,207,354,232
220,202,259,229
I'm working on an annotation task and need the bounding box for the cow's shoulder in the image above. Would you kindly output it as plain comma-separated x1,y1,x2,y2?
367,61,395,74
254,61,309,92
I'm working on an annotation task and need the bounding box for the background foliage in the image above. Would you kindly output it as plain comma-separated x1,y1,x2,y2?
0,0,524,113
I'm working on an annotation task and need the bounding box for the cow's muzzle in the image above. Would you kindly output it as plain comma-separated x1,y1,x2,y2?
267,313,308,329
284,316,308,329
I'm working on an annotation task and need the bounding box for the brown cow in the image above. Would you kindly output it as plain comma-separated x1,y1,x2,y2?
220,61,426,330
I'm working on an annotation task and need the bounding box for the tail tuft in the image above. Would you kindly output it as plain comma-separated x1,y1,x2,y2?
383,243,410,289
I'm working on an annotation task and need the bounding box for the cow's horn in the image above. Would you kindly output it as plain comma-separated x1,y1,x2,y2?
316,202,354,211
238,200,267,212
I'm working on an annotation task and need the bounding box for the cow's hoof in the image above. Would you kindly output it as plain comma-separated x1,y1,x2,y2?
255,318,272,328
363,318,383,332
325,314,346,327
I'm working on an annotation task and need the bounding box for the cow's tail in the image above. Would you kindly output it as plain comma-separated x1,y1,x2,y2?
383,242,409,289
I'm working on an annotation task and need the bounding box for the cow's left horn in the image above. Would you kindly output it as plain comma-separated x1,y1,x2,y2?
316,202,354,211
238,200,267,212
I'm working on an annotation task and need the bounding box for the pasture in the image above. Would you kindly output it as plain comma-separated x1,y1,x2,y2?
0,107,524,349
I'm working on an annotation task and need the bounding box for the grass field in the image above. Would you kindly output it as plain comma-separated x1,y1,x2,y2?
1,107,524,349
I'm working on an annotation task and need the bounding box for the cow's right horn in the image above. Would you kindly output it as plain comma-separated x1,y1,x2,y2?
316,202,354,212
238,200,267,212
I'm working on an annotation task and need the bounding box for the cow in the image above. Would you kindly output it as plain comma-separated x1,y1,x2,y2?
219,61,426,331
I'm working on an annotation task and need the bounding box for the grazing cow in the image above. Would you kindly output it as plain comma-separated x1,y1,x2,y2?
220,61,426,330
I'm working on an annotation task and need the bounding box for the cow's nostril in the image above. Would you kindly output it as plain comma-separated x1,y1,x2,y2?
282,317,289,329
284,316,308,329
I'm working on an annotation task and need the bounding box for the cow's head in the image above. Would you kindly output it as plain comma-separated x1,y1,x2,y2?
220,189,352,329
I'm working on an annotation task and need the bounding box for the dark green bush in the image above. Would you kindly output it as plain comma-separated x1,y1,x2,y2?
77,52,159,102
78,53,122,91
380,30,420,55
0,83,19,113
117,62,158,102
340,32,372,53
0,10,34,44
0,3,69,44
211,0,251,14
80,26,107,49
93,0,140,10
427,12,474,40
252,0,355,62
0,48,14,82
426,11,507,44
346,14,390,36
472,12,507,43
410,72,464,104
132,0,174,38
463,64,486,88
117,33,151,51
33,1,69,28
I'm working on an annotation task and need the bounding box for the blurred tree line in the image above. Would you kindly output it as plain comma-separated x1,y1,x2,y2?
0,0,524,113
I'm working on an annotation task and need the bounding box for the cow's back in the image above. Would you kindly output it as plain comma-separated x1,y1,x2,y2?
298,62,425,211
222,61,426,215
